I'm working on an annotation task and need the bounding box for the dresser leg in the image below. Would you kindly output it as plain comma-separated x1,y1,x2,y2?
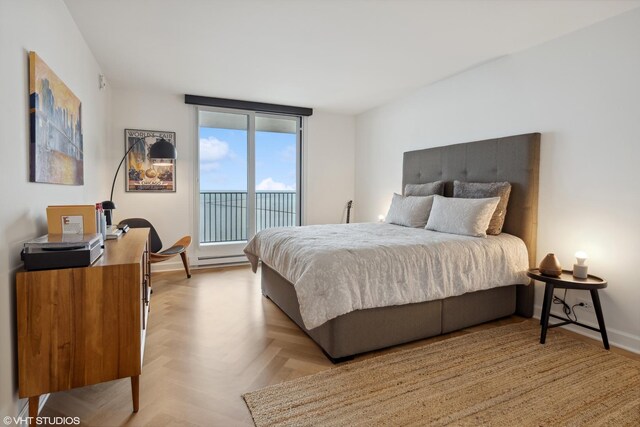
590,290,610,350
28,395,39,419
131,375,140,412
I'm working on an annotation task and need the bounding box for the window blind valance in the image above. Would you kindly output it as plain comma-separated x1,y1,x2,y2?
184,95,312,116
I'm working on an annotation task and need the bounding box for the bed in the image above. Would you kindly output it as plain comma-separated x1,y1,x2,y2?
246,133,540,362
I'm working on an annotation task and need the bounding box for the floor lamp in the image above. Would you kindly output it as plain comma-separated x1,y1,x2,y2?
102,137,177,225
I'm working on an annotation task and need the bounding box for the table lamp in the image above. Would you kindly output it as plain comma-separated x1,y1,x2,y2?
573,251,589,279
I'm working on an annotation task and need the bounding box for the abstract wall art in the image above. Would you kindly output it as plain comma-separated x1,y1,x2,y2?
29,51,84,185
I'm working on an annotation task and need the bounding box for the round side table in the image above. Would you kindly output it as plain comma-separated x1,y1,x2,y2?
527,268,609,350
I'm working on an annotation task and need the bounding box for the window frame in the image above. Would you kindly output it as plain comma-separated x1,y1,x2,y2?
193,105,303,266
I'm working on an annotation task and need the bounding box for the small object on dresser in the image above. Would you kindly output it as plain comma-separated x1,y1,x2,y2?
46,205,97,235
106,225,123,240
95,203,107,241
21,233,103,271
539,253,562,277
573,251,589,279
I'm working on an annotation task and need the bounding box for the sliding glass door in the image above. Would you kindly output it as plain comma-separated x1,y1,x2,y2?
196,107,301,264
198,109,251,246
255,115,299,233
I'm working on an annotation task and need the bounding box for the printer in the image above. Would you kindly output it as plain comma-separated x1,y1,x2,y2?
22,233,104,271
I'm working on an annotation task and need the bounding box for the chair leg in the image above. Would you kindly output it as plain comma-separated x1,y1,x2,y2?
180,251,192,278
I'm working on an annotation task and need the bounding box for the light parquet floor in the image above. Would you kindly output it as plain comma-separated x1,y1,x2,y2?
39,265,639,426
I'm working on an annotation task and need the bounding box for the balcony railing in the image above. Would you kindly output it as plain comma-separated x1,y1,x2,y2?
200,191,297,243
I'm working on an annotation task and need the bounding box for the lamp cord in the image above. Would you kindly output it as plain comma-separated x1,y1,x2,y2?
552,289,580,323
109,137,145,202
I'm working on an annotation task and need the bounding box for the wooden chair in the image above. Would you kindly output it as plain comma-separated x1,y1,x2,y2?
119,218,192,278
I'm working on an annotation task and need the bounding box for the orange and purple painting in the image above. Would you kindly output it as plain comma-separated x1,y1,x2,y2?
29,52,83,185
124,129,176,192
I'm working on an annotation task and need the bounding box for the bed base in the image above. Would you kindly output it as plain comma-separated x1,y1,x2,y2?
262,263,523,361
320,350,354,364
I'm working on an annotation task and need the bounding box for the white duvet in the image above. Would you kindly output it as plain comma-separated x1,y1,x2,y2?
244,223,529,330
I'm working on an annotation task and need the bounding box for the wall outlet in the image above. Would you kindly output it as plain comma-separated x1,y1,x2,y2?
576,298,594,312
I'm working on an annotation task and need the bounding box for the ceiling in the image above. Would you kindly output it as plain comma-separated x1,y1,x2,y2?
64,0,640,114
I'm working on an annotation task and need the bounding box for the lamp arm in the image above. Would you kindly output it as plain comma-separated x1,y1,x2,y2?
109,137,144,201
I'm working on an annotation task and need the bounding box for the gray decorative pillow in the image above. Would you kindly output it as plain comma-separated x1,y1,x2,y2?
425,195,500,237
453,180,511,235
404,181,445,197
385,193,435,228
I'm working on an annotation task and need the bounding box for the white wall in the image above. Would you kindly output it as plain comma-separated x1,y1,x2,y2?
109,89,194,268
355,9,640,352
0,0,111,417
304,111,356,225
110,89,355,269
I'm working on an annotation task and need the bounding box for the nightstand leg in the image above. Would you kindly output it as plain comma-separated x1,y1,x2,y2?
590,289,610,350
540,283,551,325
540,283,554,344
131,375,140,412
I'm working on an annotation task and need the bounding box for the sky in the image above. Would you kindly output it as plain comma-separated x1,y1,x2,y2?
199,127,297,192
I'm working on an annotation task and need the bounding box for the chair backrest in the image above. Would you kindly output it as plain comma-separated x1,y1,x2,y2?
119,218,163,253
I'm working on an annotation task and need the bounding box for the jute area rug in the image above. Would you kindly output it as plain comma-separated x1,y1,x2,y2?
243,322,640,426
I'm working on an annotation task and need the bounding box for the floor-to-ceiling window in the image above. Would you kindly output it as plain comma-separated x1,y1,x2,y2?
196,107,302,263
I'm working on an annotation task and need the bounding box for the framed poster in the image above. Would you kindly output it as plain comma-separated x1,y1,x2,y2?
29,52,83,185
124,129,176,192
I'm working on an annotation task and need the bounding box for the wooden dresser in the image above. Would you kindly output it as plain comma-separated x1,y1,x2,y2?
16,228,151,418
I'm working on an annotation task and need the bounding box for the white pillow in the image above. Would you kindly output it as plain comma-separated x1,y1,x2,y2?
385,193,435,228
425,195,500,237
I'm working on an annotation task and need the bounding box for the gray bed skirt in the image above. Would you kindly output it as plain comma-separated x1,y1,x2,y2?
261,263,522,360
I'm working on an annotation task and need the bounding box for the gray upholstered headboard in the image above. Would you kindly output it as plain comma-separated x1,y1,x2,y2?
402,133,540,317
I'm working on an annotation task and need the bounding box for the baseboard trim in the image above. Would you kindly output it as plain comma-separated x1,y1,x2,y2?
196,255,248,266
150,251,250,272
150,261,187,272
534,304,640,354
195,260,250,269
151,260,249,273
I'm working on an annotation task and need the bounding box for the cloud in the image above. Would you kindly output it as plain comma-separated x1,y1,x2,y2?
200,162,221,173
256,177,295,191
200,137,230,172
280,144,296,162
